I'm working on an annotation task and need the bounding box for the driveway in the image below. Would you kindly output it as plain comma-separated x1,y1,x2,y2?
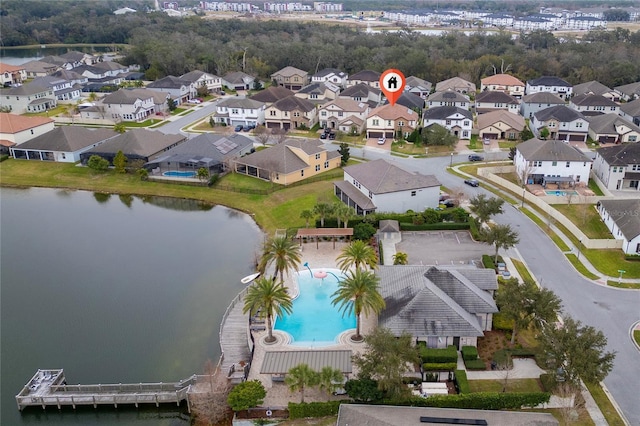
395,231,490,265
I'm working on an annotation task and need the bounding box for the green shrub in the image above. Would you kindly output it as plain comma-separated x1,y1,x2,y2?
455,370,470,394
461,346,478,361
464,359,486,370
226,380,266,411
400,222,470,231
420,346,458,363
492,313,514,331
412,214,425,225
539,373,556,393
288,401,345,419
422,362,457,372
353,222,376,241
469,219,483,241
482,255,496,270
624,254,640,261
388,392,550,409
0,154,9,162
422,208,440,224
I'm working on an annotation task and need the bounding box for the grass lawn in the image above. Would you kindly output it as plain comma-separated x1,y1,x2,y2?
122,118,164,127
495,172,521,187
584,382,626,426
521,207,571,252
391,141,427,156
468,378,542,393
279,416,337,426
511,258,534,282
606,280,640,289
551,204,612,239
588,179,604,196
565,254,600,280
498,141,518,149
583,248,640,279
24,106,67,117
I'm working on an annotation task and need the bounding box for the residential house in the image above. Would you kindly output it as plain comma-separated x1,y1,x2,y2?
271,66,309,91
586,114,640,144
51,69,89,87
520,92,565,119
376,265,497,348
180,70,222,93
404,76,432,98
0,62,27,86
477,110,525,141
295,81,340,103
394,92,425,115
145,133,253,175
434,76,476,95
249,86,294,106
212,97,265,126
525,76,573,100
91,61,129,76
620,98,640,126
146,76,196,104
514,138,592,187
474,91,520,115
39,55,73,70
426,90,470,110
366,104,419,140
79,129,186,165
422,106,473,140
531,105,589,142
569,94,620,116
573,80,619,101
597,200,640,254
21,60,59,78
264,95,317,130
10,126,117,163
592,143,640,191
73,63,125,87
59,51,97,66
87,88,156,122
346,70,381,89
0,113,54,154
338,83,382,108
317,98,369,133
0,82,57,114
221,71,256,91
233,138,341,185
311,68,348,88
334,159,440,215
30,76,82,102
615,82,640,102
480,74,525,98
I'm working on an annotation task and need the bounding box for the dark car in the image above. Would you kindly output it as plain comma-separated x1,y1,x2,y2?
468,154,484,162
464,179,480,187
242,125,251,132
328,132,336,140
234,124,243,132
441,199,457,207
324,127,332,134
320,133,327,139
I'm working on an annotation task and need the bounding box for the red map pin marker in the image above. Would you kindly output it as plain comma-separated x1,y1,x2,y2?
380,69,406,106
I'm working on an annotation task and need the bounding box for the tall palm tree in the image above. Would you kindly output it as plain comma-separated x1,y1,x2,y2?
285,363,318,403
258,236,302,284
334,203,354,229
313,203,334,227
300,209,314,228
336,240,378,272
332,269,385,341
317,366,344,399
242,277,293,343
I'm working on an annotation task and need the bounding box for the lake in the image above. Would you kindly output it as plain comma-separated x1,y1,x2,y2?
0,46,117,65
0,187,263,425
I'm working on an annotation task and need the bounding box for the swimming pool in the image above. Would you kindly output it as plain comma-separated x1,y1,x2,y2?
545,190,578,196
163,170,196,177
274,268,355,346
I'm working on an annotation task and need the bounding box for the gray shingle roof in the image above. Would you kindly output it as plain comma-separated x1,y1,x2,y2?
587,113,640,134
0,82,52,96
571,94,619,107
217,97,264,109
180,70,219,83
596,143,640,166
573,80,612,96
84,129,185,157
534,105,585,122
425,268,498,314
146,76,190,89
102,88,157,104
146,133,252,167
344,159,440,194
405,76,432,91
394,92,424,109
340,83,381,98
476,90,519,104
313,67,347,78
333,180,377,210
423,106,472,120
615,82,640,99
223,71,254,85
349,70,381,82
261,350,352,374
527,76,572,87
620,98,640,117
427,90,469,103
13,127,117,152
522,92,565,104
517,138,593,162
599,199,640,241
249,86,294,103
272,95,315,112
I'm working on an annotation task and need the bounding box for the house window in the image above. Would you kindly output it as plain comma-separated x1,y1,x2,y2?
398,121,404,126
446,119,451,125
324,161,329,168
549,122,556,127
270,110,276,116
315,153,321,160
338,112,343,117
284,111,288,117
231,109,239,114
31,129,34,134
629,136,637,142
301,170,304,177
552,161,557,166
464,121,469,126
576,122,583,128
293,112,300,117
315,164,320,171
372,119,379,126
368,190,373,199
387,120,392,126
633,165,639,171
411,191,416,196
566,162,570,168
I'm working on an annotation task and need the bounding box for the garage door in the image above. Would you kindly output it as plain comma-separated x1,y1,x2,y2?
569,134,585,142
483,133,498,139
266,122,280,129
599,136,617,143
368,131,384,138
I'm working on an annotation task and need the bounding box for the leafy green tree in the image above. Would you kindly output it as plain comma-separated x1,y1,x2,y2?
539,127,550,139
242,276,293,343
496,278,562,345
392,251,408,265
344,378,383,403
332,269,385,341
317,366,344,399
469,194,505,226
338,142,350,166
285,364,318,403
137,168,149,181
167,97,177,111
540,315,616,388
299,209,314,228
353,328,419,399
226,380,266,411
209,116,215,128
353,222,376,241
520,126,534,142
197,167,209,182
113,123,127,133
258,235,301,284
87,155,109,171
336,240,378,272
313,203,334,227
483,224,520,263
421,124,457,147
113,150,127,173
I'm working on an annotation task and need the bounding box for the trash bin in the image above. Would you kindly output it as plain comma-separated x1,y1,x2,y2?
491,361,497,370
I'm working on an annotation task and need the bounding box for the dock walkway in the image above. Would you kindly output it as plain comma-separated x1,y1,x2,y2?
218,286,252,381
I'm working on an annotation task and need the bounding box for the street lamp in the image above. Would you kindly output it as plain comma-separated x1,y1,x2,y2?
618,269,626,285
450,152,453,167
577,239,582,260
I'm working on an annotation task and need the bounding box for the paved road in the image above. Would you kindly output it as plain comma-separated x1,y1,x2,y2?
156,99,221,136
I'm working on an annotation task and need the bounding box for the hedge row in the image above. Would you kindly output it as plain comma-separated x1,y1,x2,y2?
455,370,470,394
461,346,478,361
423,362,457,372
469,218,482,241
393,392,550,410
287,400,345,419
399,222,471,231
464,359,487,370
482,254,496,270
624,254,640,262
419,345,458,363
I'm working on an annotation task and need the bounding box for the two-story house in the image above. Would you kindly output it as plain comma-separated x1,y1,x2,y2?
434,76,476,95
51,69,89,87
271,66,309,91
405,76,432,99
531,105,589,142
295,81,340,103
525,76,573,100
515,138,592,187
597,199,640,254
311,68,348,88
339,83,382,108
222,71,256,91
317,98,369,133
569,94,620,116
477,110,525,141
264,96,316,130
146,76,196,105
573,80,620,102
0,113,54,154
0,82,57,114
620,98,640,127
180,70,223,93
614,82,640,102
474,91,520,115
426,90,470,110
587,114,640,144
422,106,473,140
212,97,266,127
249,86,295,107
334,159,440,215
30,76,82,102
592,143,640,191
88,88,156,122
480,74,525,98
0,62,27,86
366,104,419,140
520,92,565,119
21,60,59,78
346,70,381,89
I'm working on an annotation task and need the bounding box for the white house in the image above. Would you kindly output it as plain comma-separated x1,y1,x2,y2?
474,91,520,115
0,113,54,153
317,98,369,132
520,92,565,119
515,138,593,187
405,76,432,99
212,97,265,126
597,199,640,254
0,62,27,85
531,105,589,142
480,74,525,98
614,82,640,102
422,106,473,140
88,88,156,122
180,70,222,93
525,76,573,100
620,98,640,127
311,68,348,88
30,76,82,102
426,90,470,110
334,159,440,215
592,143,640,191
339,83,382,108
0,82,57,114
146,76,195,105
573,80,619,102
569,94,620,116
346,70,381,89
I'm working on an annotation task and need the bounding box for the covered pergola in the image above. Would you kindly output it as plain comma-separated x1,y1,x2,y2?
260,350,352,382
295,228,353,249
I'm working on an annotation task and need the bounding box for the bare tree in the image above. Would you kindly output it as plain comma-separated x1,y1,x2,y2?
272,127,288,144
575,195,591,226
565,190,575,205
491,58,512,75
254,125,271,146
189,363,232,426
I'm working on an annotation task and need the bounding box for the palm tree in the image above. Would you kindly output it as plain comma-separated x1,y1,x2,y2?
242,277,293,343
334,203,354,229
317,366,344,399
313,203,334,227
336,240,378,272
332,269,385,341
484,224,520,263
300,209,314,228
392,251,409,265
285,363,318,403
258,236,302,284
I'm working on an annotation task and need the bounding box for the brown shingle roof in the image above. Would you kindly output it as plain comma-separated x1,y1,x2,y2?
249,86,294,103
368,104,418,121
481,73,525,87
0,113,54,133
477,110,525,131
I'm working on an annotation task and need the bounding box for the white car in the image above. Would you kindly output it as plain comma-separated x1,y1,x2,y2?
188,99,201,104
377,137,386,145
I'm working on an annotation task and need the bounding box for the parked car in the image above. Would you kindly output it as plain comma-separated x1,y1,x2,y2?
441,199,457,208
464,179,480,187
187,99,201,104
377,137,386,145
483,138,491,145
242,125,251,132
468,154,484,162
220,91,226,95
324,127,332,134
320,133,327,139
328,132,336,140
234,124,243,132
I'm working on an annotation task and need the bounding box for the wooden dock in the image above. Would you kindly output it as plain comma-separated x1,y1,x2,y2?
16,369,195,412
218,286,252,382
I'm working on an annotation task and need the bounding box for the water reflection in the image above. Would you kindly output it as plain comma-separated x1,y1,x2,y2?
93,192,111,203
119,194,133,208
139,195,213,212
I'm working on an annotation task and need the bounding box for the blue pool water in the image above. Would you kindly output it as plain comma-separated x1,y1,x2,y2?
545,190,578,196
163,170,196,177
274,269,356,346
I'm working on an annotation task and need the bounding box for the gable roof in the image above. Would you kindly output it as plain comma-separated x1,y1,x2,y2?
427,90,469,103
476,90,519,104
15,126,117,152
343,159,439,194
435,76,476,93
102,88,156,104
218,97,264,109
340,83,381,98
517,138,592,162
368,103,419,121
596,143,640,166
271,95,315,112
297,81,339,95
522,92,565,104
21,60,59,74
146,75,191,89
250,86,294,103
85,129,185,157
92,61,127,72
319,98,368,113
405,75,432,91
0,113,54,133
620,98,640,117
573,80,613,96
146,133,252,167
0,62,25,73
272,66,307,78
222,71,254,85
348,69,381,82
534,105,585,122
586,113,640,134
599,199,640,241
0,82,52,96
615,82,640,99
180,70,220,82
477,110,525,131
51,69,86,81
313,67,347,79
481,73,525,86
527,76,572,87
424,267,498,314
423,105,472,120
571,94,619,107
394,91,424,110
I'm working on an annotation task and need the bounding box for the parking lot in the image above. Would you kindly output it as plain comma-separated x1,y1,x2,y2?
394,231,490,265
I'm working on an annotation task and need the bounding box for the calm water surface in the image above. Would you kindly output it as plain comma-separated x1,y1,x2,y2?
1,188,263,425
